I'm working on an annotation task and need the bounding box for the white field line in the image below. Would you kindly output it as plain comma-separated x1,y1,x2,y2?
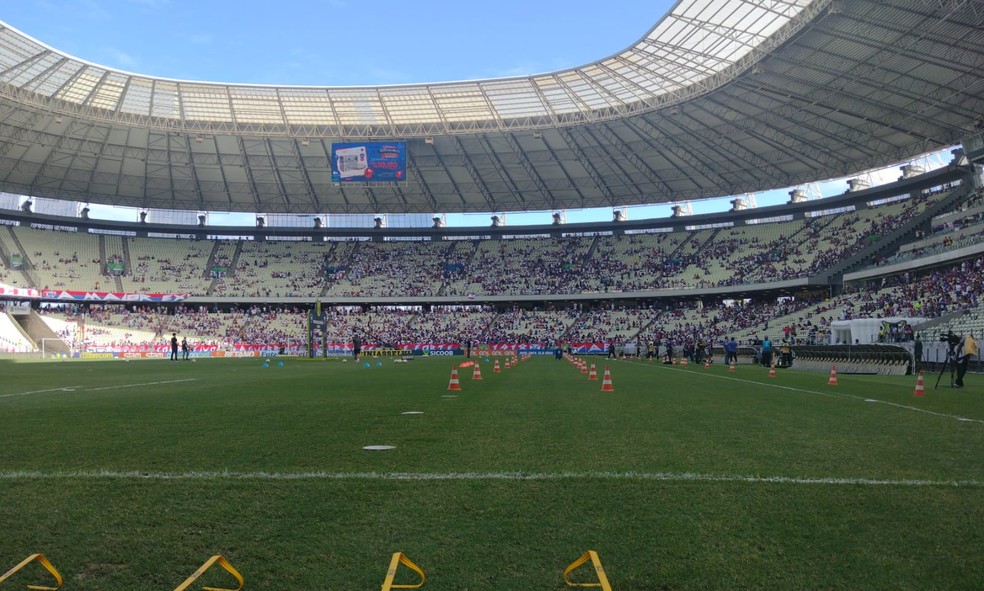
0,470,980,488
0,386,83,399
0,378,200,399
636,362,984,424
86,378,199,391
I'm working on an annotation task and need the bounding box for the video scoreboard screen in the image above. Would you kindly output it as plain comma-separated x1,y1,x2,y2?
330,142,406,183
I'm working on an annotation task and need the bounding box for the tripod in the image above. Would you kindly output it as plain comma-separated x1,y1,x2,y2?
935,347,958,389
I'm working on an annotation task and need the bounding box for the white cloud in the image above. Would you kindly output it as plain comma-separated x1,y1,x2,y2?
489,62,546,79
185,33,213,45
104,47,138,68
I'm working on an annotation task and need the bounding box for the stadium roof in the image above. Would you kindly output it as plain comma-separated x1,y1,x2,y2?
0,0,982,215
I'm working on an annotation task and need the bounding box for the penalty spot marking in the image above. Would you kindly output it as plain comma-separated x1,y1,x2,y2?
0,470,981,489
401,411,424,415
362,445,396,451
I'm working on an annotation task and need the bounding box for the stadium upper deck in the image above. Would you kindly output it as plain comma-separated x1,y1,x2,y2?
0,0,982,215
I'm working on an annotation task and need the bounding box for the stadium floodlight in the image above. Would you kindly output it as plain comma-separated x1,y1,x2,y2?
847,178,870,192
900,164,925,179
424,137,434,145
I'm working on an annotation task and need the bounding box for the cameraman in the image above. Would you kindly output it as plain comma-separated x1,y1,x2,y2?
956,333,978,388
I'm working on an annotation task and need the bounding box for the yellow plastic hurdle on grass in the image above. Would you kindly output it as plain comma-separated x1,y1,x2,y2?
0,554,63,591
563,550,613,591
380,552,425,591
173,555,244,591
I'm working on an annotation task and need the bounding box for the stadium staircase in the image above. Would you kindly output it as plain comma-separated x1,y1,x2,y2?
582,235,601,262
321,241,360,297
226,240,244,277
97,235,124,291
121,236,133,282
628,314,661,343
0,233,10,268
204,240,245,296
202,241,221,280
821,183,973,284
435,241,458,297
315,241,339,296
3,226,39,288
98,234,106,275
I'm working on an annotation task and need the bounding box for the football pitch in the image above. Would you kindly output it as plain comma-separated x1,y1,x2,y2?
1,355,982,590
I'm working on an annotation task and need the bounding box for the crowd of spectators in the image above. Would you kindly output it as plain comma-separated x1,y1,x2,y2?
7,251,983,354
4,180,983,356
0,185,964,300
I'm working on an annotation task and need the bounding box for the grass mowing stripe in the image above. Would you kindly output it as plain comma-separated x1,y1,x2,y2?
1,469,982,487
631,361,984,423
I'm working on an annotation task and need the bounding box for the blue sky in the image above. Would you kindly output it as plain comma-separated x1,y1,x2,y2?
2,1,953,227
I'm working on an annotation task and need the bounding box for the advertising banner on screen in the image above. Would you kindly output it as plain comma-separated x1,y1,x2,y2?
330,142,406,182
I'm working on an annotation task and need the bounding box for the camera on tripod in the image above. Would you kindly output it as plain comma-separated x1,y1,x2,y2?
935,331,962,390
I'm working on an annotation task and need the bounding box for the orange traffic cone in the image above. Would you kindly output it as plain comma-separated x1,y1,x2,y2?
448,366,462,391
588,363,598,380
768,364,776,378
828,366,838,386
493,360,501,373
472,364,483,380
729,362,735,373
913,370,925,397
580,362,588,374
600,366,614,392
681,358,688,367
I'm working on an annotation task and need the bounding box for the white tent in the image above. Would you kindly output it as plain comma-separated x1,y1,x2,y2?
829,317,927,345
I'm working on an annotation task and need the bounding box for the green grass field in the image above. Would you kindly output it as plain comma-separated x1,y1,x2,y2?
1,355,983,590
